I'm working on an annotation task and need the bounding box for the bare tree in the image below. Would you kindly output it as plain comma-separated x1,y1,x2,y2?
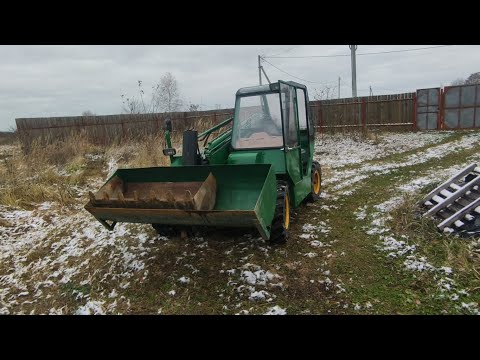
121,80,149,114
82,110,96,116
121,73,184,114
451,72,480,86
152,72,183,113
465,72,480,85
188,103,201,112
121,94,143,114
451,78,465,86
313,84,338,100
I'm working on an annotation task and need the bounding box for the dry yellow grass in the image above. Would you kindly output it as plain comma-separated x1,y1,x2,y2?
0,129,193,209
0,117,223,210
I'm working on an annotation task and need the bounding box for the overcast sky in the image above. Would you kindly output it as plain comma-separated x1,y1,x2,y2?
1,45,479,131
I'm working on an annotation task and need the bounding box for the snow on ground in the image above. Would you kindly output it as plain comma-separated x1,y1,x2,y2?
0,145,17,163
358,159,480,314
364,197,479,314
2,131,479,314
75,300,106,315
318,131,480,196
264,305,287,315
220,260,286,313
0,201,162,315
315,131,452,169
319,131,480,314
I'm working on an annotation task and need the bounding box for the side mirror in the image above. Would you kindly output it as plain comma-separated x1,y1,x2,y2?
164,118,172,132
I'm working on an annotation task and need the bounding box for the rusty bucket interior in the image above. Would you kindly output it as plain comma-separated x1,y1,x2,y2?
88,172,217,211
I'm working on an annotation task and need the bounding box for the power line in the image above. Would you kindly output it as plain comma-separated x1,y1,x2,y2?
263,45,454,59
357,45,453,56
260,57,338,86
266,53,349,59
266,46,303,58
262,57,427,95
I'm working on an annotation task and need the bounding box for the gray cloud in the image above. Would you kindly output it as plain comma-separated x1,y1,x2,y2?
0,45,479,130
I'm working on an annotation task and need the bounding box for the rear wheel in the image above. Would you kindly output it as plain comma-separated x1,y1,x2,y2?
308,161,322,202
269,181,290,244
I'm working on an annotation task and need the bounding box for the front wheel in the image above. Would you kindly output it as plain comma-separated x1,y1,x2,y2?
269,181,290,244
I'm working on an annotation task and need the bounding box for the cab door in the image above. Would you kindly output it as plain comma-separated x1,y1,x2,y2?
296,87,312,176
280,83,303,187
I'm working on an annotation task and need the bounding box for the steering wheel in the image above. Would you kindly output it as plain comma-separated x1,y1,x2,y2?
239,113,282,137
239,113,262,137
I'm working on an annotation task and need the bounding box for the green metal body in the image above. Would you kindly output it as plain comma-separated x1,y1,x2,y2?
170,80,316,208
86,80,316,240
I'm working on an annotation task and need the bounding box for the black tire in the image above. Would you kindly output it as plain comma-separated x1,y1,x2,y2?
151,224,177,237
307,161,322,202
269,181,290,244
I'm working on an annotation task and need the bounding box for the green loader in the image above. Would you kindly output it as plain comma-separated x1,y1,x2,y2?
85,80,322,243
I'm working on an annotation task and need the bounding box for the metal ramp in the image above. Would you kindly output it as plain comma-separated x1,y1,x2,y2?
420,163,480,233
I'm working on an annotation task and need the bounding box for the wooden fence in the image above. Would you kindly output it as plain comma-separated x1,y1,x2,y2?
15,92,418,147
16,109,235,147
311,92,416,133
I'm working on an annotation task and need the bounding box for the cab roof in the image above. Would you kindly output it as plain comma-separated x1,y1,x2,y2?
236,80,307,96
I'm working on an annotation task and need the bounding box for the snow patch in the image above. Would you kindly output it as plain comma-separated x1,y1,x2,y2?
264,305,286,315
178,276,191,284
75,301,106,315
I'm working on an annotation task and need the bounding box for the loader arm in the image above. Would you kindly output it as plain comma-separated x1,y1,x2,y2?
166,117,234,166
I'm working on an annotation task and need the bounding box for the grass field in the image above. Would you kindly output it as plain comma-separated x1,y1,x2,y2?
1,130,480,315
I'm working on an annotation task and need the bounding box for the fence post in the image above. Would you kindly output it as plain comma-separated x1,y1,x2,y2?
361,98,367,133
318,103,323,134
413,94,417,131
438,88,444,130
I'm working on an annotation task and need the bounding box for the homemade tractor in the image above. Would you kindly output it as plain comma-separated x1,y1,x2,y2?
85,80,321,243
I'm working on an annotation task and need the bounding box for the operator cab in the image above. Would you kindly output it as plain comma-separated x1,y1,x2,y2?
231,81,315,174
232,84,284,149
231,81,314,151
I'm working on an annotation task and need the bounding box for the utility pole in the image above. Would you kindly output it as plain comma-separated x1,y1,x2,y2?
258,55,262,85
369,86,373,96
338,76,341,99
349,45,358,97
261,67,271,84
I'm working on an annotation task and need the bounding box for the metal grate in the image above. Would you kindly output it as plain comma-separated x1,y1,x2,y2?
420,163,480,233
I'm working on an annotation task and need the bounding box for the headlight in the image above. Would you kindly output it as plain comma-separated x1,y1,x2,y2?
162,148,177,156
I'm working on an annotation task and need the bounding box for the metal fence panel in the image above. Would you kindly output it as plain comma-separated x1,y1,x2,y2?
461,85,476,106
445,109,459,128
460,108,475,128
429,90,439,105
417,90,428,106
443,84,480,129
427,113,438,129
445,87,460,107
417,113,427,130
416,88,439,130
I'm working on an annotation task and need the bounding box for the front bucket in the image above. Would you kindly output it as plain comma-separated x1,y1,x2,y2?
85,164,278,239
